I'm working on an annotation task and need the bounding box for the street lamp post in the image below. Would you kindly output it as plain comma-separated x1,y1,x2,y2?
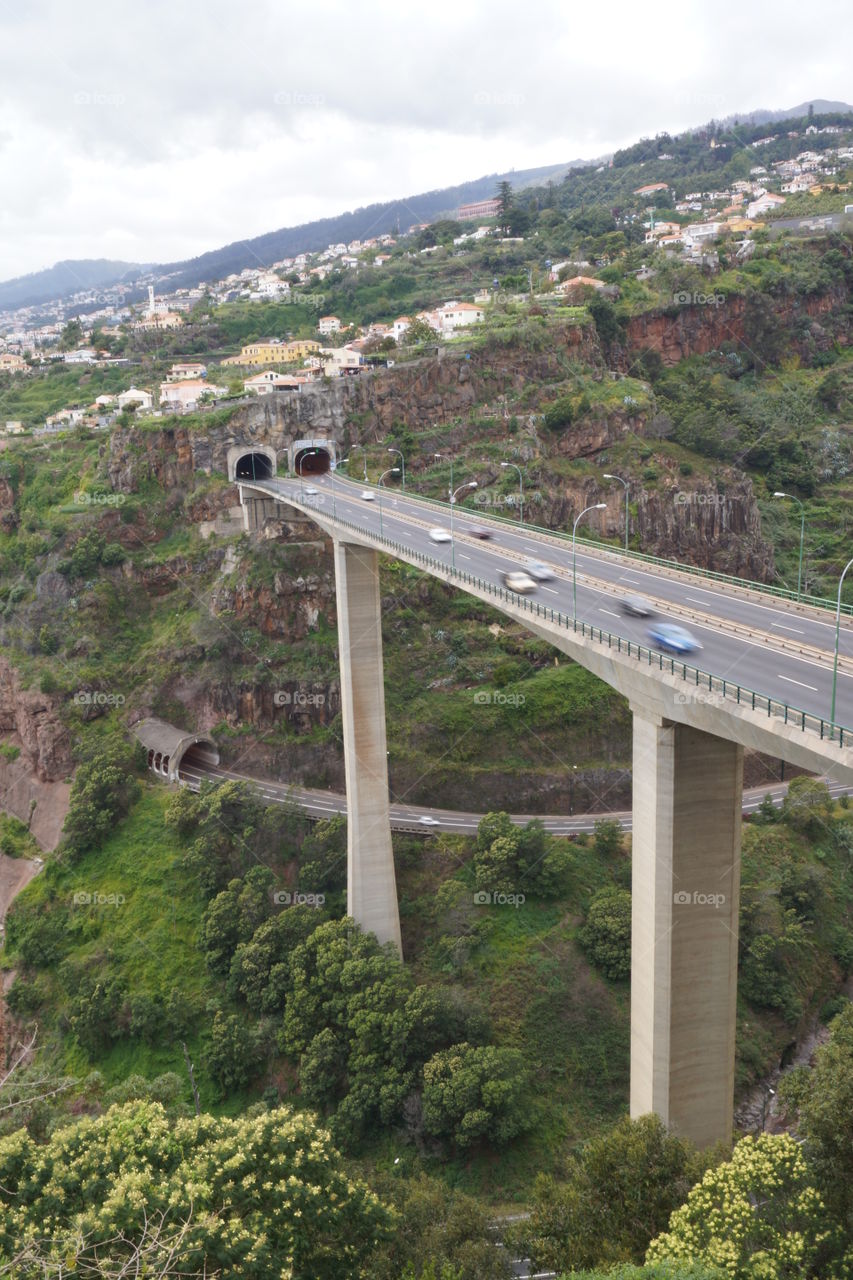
377,467,400,535
603,473,629,554
831,555,853,736
343,445,368,481
388,448,405,491
772,491,806,601
297,449,318,499
572,503,607,622
449,480,477,569
500,461,524,523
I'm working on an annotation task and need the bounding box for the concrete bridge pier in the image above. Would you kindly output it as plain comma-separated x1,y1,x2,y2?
333,540,402,954
239,488,282,533
630,710,743,1148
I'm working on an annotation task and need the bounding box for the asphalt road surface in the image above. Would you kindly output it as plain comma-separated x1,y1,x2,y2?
255,472,853,735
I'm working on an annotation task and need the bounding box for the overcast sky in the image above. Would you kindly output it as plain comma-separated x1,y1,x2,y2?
1,0,852,282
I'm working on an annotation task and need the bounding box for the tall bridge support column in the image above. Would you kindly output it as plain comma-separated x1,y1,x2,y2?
630,710,743,1148
334,540,402,954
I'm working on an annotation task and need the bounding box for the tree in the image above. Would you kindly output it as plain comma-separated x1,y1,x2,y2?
404,317,439,345
780,776,834,835
646,1134,832,1279
579,886,632,981
0,1100,392,1278
496,180,514,233
62,740,142,860
421,1043,531,1149
518,1115,709,1275
778,1001,853,1239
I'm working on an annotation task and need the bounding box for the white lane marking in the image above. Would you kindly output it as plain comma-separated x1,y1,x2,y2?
542,586,559,594
599,608,620,618
687,595,804,637
459,554,471,560
777,674,819,692
621,577,642,585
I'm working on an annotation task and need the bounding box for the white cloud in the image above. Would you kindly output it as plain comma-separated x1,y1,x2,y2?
1,0,852,279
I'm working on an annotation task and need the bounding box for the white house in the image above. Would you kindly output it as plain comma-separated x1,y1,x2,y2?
436,301,485,332
117,386,154,411
747,192,786,218
391,316,411,341
243,370,307,395
319,346,363,376
318,315,342,335
158,380,224,412
166,362,207,381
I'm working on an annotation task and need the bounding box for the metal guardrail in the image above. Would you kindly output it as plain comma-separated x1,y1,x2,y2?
275,491,851,749
323,475,852,618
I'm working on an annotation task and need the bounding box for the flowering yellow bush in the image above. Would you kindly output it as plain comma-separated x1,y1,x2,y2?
646,1134,833,1280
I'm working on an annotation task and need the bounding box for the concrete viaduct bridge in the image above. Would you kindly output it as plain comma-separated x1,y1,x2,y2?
228,443,853,1149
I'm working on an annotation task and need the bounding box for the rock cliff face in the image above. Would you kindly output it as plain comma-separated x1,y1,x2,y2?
0,658,73,783
622,285,848,368
105,324,604,493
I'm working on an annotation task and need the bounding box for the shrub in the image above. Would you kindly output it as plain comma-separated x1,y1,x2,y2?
579,886,632,981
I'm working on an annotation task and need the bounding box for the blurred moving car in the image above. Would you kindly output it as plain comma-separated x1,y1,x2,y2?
503,570,537,594
429,527,452,543
525,560,555,582
361,490,376,501
646,622,702,654
469,526,492,539
418,815,440,826
620,594,655,617
304,485,319,496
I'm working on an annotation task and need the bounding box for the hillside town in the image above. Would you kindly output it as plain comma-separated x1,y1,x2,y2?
2,121,852,438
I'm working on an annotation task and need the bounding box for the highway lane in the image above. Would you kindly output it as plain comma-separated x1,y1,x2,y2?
265,473,853,732
178,762,852,836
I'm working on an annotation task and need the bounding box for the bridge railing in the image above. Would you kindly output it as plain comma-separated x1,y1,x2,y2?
291,474,852,619
287,499,850,749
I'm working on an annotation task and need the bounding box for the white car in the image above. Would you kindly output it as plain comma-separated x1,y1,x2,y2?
429,527,452,543
503,570,537,594
418,815,440,826
361,490,376,501
525,560,555,582
304,485,319,496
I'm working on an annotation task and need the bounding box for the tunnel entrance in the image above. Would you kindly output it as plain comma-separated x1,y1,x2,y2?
294,447,332,476
234,452,274,481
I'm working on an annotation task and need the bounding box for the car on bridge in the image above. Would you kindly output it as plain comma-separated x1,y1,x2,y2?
646,621,702,654
503,570,537,594
620,594,655,617
525,559,555,582
361,490,376,501
469,526,493,539
429,527,452,543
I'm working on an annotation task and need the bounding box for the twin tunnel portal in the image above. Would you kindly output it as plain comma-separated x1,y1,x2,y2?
192,442,853,1149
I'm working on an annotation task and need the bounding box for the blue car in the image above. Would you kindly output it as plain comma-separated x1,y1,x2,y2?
646,622,702,655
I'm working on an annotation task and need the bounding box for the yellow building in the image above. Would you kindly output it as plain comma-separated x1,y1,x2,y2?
222,338,320,367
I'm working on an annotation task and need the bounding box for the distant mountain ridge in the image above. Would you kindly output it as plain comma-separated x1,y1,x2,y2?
0,160,578,313
3,98,852,314
719,99,853,127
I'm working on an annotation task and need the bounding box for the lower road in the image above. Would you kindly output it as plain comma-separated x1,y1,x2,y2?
178,760,851,836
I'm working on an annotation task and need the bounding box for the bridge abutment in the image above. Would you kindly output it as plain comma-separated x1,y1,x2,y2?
630,711,743,1148
334,540,402,954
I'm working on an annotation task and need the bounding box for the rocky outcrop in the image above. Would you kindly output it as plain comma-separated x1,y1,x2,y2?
0,658,73,783
104,323,604,494
622,285,849,368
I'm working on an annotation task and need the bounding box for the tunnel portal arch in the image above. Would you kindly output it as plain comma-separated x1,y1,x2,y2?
289,438,337,476
227,444,278,483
